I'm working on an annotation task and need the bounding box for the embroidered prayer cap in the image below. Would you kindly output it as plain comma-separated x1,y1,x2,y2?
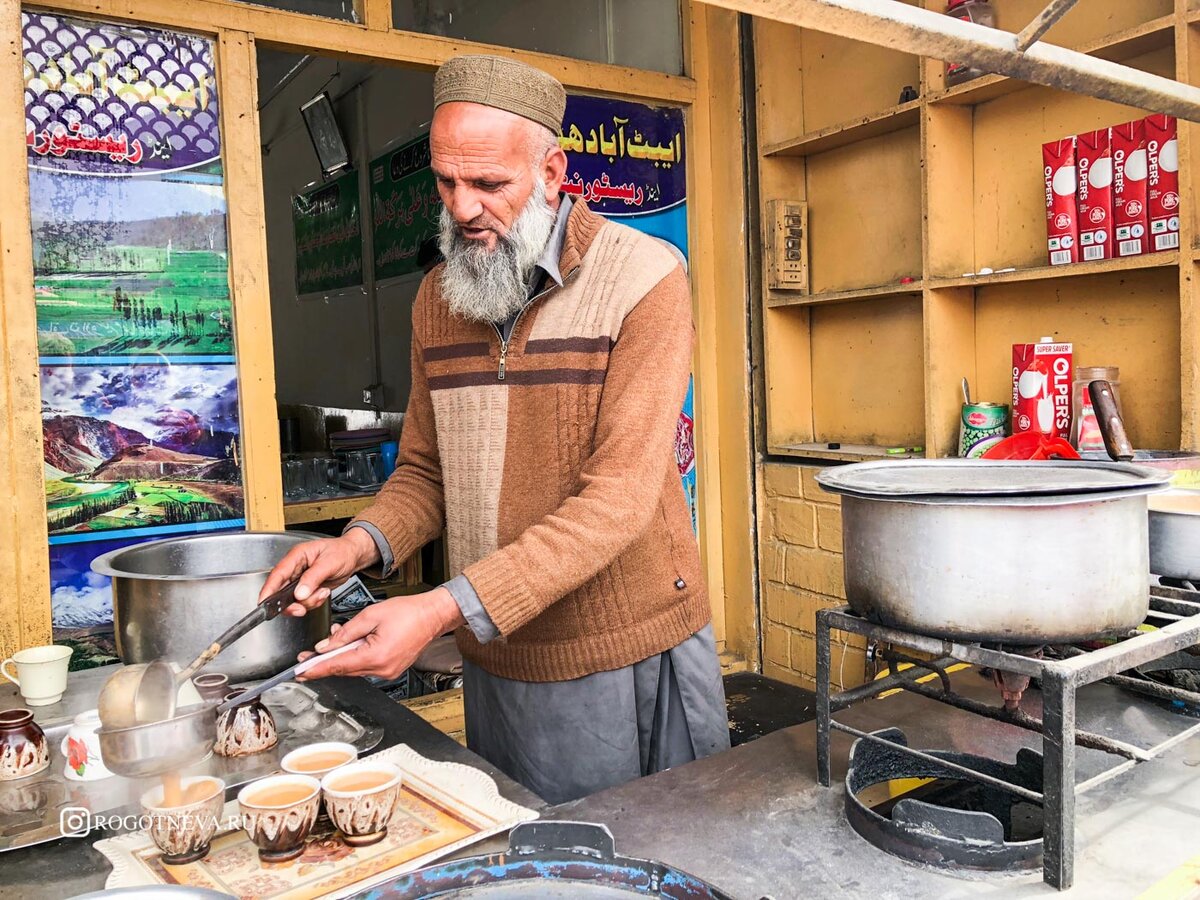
433,54,566,136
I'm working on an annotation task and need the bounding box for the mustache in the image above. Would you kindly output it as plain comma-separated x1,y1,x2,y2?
454,214,505,235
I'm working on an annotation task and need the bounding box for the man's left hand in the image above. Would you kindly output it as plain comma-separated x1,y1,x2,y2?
295,587,465,682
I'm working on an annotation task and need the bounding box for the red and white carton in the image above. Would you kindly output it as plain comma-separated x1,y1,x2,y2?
1145,114,1180,253
1012,337,1073,439
1043,137,1079,266
1112,119,1148,257
1076,127,1113,262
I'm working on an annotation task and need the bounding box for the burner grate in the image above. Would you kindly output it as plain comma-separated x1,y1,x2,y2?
816,586,1200,891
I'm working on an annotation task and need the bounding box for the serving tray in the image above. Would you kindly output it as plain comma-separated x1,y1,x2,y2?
0,682,382,853
96,743,538,899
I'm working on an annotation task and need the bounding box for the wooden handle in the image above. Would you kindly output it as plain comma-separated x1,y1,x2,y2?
1088,380,1134,462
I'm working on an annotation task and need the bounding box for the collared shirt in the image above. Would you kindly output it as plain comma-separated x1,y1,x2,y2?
351,193,574,643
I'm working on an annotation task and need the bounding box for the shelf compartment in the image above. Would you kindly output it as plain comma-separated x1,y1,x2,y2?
928,14,1176,108
763,100,921,159
929,251,1178,290
768,281,923,308
769,443,924,463
283,493,376,525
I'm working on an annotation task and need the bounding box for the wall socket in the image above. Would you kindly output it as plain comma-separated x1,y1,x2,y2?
766,199,808,291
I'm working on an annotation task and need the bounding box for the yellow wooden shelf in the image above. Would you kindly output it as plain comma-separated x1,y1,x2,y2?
762,99,921,158
929,14,1176,108
770,442,924,463
283,493,376,525
929,251,1178,290
768,281,923,308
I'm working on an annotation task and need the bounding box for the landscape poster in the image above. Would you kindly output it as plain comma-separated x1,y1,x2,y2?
42,362,245,542
31,166,233,360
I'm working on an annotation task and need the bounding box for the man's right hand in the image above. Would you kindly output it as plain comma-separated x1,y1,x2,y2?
259,528,381,616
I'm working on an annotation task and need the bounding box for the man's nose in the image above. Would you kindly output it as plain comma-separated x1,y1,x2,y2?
448,188,483,226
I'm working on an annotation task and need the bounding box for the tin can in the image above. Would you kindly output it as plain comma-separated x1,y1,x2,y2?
959,402,1008,458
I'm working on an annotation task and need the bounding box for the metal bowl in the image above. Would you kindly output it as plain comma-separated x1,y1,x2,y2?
92,531,329,681
97,703,217,779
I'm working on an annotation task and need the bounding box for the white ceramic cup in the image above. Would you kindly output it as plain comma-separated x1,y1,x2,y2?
1,645,72,706
60,710,112,781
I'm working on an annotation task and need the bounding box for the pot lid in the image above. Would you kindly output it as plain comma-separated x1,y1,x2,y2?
816,459,1170,500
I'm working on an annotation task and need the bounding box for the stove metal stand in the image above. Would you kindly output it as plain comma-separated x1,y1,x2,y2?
816,588,1200,891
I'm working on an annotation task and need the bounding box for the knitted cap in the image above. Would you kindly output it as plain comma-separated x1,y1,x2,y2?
434,54,566,135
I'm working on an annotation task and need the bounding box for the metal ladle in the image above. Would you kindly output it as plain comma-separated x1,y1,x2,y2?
97,579,301,730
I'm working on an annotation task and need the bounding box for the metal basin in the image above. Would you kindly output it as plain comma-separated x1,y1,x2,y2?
819,460,1169,643
97,703,216,779
1149,490,1200,582
92,531,329,681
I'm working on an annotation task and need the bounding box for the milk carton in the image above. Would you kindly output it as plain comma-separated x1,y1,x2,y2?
1012,337,1073,439
1076,127,1113,262
1145,114,1180,252
1113,119,1148,257
1043,137,1079,265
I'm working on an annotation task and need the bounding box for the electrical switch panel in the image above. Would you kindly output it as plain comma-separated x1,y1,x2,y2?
767,200,808,291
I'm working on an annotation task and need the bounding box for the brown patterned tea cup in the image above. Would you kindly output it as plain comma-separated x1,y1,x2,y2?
215,688,278,757
237,774,321,863
321,761,402,847
281,741,358,835
140,775,226,865
0,709,50,782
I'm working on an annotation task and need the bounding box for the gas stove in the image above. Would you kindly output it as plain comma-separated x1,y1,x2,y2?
816,582,1200,891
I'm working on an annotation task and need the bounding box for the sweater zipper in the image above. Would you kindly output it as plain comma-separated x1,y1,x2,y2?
493,268,579,382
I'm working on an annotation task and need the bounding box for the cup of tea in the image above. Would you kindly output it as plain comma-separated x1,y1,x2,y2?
1,645,72,706
140,776,226,865
321,760,402,847
238,774,321,862
281,741,358,835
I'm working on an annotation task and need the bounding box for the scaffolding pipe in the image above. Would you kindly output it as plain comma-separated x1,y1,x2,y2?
698,0,1200,122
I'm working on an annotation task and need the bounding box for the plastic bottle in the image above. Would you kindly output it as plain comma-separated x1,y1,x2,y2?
945,0,997,87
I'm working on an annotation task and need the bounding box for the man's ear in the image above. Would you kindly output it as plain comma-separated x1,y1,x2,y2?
541,143,568,199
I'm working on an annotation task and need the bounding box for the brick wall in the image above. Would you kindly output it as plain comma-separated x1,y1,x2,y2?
759,462,868,690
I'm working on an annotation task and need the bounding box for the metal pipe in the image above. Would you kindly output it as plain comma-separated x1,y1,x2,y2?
830,720,1046,804
830,656,959,707
696,0,1200,122
1015,0,1081,53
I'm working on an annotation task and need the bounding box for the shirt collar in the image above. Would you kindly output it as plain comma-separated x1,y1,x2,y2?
531,193,572,292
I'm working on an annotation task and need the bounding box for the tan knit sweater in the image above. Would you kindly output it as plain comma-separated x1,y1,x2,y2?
351,200,709,682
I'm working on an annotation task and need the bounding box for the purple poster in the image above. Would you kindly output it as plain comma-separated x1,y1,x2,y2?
24,12,244,647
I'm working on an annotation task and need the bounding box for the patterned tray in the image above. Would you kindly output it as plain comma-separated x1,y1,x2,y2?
95,744,538,899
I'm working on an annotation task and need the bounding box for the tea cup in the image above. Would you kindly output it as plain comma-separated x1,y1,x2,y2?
140,775,226,865
238,773,321,863
191,673,230,703
215,688,278,757
0,708,49,782
1,645,71,706
61,709,112,781
281,741,358,835
321,760,402,847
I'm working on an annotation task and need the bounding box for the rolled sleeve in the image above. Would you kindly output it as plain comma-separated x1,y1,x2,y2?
444,574,500,644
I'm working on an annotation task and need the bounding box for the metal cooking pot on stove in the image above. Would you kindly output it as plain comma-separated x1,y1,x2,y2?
92,531,329,682
817,460,1170,643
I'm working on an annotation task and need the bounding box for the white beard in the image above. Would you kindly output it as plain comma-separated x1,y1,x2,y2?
437,181,556,323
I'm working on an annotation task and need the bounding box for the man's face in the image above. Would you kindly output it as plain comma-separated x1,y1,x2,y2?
431,103,560,252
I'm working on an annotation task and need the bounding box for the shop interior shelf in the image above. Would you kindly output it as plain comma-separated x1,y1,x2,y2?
769,443,924,463
928,14,1176,108
283,493,376,525
768,281,923,308
928,251,1179,290
762,99,922,159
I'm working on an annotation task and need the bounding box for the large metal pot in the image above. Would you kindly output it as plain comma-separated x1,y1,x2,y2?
1149,490,1200,582
92,531,329,682
817,460,1169,643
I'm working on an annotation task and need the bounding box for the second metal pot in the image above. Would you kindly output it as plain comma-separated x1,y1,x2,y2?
92,531,329,682
1149,491,1200,582
820,460,1169,643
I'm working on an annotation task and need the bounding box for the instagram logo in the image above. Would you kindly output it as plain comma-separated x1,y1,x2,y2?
60,807,91,837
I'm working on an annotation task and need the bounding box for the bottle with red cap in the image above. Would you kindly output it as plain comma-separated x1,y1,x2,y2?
945,0,997,87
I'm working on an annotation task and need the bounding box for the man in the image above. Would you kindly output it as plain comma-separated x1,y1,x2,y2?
261,54,729,804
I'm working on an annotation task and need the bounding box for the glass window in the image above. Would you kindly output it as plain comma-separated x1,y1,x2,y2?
392,0,683,75
231,0,358,22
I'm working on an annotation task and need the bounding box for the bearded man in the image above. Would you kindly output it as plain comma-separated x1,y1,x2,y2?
261,54,730,804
